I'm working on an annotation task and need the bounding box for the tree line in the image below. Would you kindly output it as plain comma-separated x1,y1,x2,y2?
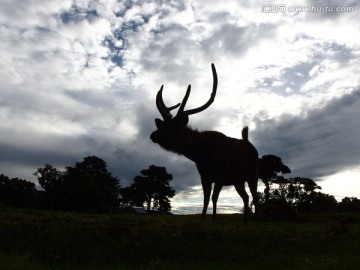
0,156,175,213
0,154,359,215
258,154,360,217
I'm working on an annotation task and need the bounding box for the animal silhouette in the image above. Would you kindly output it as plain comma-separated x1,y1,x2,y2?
150,64,258,221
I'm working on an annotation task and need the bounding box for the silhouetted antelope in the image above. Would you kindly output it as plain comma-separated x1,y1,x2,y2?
150,64,259,221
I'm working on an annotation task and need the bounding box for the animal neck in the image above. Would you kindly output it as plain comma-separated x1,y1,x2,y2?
156,126,204,162
182,127,203,162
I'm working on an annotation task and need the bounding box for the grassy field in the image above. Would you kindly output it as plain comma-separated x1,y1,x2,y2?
0,208,360,270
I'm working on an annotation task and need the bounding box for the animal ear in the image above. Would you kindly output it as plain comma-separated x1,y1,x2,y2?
155,118,164,128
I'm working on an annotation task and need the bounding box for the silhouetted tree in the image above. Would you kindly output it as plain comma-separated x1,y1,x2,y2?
259,155,291,202
34,164,64,191
34,164,65,209
121,165,175,212
120,186,145,208
285,177,323,212
338,197,360,212
62,156,121,212
34,156,121,212
259,176,338,216
308,192,337,212
269,177,320,207
0,174,37,208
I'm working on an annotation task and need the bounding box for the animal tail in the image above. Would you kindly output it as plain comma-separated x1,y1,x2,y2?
242,126,249,141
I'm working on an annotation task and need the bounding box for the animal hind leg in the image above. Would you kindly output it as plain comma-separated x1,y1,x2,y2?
234,182,250,223
248,177,258,221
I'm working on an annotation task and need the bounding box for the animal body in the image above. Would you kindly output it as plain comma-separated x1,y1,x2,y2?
150,64,259,221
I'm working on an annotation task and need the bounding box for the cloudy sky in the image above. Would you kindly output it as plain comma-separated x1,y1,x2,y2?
1,0,359,213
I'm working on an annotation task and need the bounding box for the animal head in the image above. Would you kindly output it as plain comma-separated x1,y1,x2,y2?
150,64,218,152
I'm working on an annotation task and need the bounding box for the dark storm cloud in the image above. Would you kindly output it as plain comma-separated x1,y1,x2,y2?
0,143,78,169
0,131,97,180
253,89,360,179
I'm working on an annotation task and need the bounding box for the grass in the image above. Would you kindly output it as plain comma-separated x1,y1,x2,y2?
1,207,360,269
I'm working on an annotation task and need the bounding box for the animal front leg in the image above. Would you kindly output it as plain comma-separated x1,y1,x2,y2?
201,181,212,218
212,183,223,220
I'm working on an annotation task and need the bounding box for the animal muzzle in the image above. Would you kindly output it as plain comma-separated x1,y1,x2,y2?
150,132,159,143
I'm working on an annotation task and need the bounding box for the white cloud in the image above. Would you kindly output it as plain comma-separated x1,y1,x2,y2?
320,165,360,200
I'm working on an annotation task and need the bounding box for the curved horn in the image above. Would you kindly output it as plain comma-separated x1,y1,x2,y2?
156,85,180,121
176,84,191,116
179,63,218,116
